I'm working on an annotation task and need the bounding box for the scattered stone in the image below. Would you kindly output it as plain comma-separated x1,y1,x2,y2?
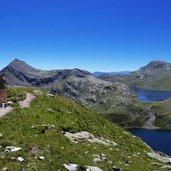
39,156,45,160
5,146,22,152
161,165,171,169
85,151,89,154
1,156,5,159
2,167,9,171
63,164,103,171
147,152,171,163
101,153,106,158
93,153,107,163
63,163,78,171
125,160,132,164
47,108,55,113
123,131,129,135
46,93,55,97
42,124,55,129
86,166,103,171
34,90,43,95
108,160,113,165
17,157,24,162
64,131,117,146
7,101,14,105
156,151,169,157
93,158,102,163
92,154,100,158
151,162,162,167
11,157,17,160
66,111,72,114
0,133,3,138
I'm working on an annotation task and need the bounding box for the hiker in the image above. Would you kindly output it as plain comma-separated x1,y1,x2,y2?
0,73,8,108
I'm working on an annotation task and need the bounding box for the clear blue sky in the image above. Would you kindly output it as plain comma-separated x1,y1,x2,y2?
0,0,171,72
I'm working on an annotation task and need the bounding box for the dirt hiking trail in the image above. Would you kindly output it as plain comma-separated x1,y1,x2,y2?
0,93,36,118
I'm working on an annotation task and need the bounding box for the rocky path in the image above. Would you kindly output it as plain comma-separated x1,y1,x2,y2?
143,106,158,129
0,93,36,118
19,93,36,108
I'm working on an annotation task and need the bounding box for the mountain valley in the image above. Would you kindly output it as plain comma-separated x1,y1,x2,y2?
1,59,171,129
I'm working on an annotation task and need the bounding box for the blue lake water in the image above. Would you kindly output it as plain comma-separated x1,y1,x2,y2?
132,87,171,102
128,88,171,155
128,128,171,156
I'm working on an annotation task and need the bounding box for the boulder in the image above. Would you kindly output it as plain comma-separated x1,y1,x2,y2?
5,146,22,152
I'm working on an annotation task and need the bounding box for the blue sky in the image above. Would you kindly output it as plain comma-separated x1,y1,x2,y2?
0,0,171,72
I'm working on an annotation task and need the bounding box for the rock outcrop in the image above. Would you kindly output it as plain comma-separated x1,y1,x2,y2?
51,75,133,113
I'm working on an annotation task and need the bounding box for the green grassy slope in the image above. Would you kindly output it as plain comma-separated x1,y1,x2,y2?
149,99,171,128
0,88,169,171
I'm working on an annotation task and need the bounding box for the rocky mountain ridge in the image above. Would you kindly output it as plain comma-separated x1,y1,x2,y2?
1,59,91,87
99,60,171,90
1,59,133,113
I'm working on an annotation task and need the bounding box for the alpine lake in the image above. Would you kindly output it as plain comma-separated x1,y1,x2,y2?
128,88,171,156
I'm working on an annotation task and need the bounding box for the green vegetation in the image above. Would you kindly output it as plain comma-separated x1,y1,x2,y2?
104,100,150,128
0,87,168,170
7,87,26,106
150,100,171,128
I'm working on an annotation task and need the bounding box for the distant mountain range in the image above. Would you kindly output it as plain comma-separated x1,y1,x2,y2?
93,71,130,76
99,60,171,90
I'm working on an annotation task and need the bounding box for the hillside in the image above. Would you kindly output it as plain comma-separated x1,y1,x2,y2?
50,75,133,113
0,87,170,171
99,60,171,90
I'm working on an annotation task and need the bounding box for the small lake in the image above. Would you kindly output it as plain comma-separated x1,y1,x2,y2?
132,87,171,102
128,128,171,156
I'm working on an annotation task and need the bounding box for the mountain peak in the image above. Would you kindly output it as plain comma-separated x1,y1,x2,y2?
146,60,168,68
138,60,171,72
10,58,30,66
8,58,37,72
12,58,22,62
